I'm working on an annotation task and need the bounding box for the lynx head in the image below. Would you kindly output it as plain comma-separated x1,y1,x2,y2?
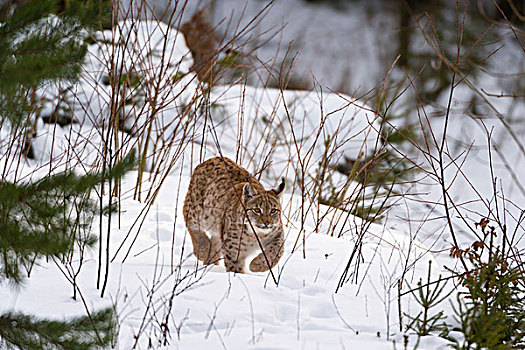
242,179,285,233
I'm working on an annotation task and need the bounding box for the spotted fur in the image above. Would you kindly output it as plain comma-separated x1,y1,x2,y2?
183,157,285,273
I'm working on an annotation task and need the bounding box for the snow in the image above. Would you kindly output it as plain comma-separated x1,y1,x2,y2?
122,0,398,93
1,1,524,348
207,84,380,173
0,171,449,349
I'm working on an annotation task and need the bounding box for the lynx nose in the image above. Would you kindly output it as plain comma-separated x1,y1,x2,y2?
258,222,271,229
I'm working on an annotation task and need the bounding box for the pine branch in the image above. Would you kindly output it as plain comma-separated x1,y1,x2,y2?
0,150,135,283
0,307,115,350
0,0,111,128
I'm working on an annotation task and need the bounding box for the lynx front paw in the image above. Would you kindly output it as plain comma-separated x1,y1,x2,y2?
249,257,271,272
224,255,245,273
225,264,245,273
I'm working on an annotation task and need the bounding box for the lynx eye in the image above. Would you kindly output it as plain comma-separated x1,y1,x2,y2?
251,208,262,214
270,208,280,214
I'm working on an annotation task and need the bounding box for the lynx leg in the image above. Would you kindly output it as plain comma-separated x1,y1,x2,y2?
222,236,248,273
187,225,218,265
249,236,284,272
207,234,223,265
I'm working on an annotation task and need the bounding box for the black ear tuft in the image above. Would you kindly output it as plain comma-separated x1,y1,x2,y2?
272,178,285,197
243,182,257,202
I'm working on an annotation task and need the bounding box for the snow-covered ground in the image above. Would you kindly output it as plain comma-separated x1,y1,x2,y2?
1,1,524,349
121,0,525,223
122,0,398,93
0,170,451,349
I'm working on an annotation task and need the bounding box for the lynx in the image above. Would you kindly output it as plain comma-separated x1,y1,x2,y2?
183,157,285,273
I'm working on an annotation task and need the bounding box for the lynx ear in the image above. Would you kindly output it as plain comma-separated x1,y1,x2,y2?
271,178,285,198
243,182,257,202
